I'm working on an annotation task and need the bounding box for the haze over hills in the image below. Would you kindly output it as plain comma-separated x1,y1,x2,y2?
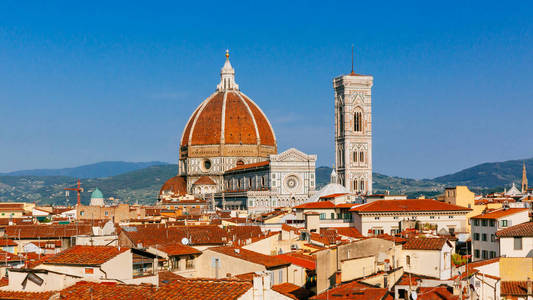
0,157,530,206
1,161,169,178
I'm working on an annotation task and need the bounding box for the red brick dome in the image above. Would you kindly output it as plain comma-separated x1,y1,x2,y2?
159,176,187,199
180,90,276,149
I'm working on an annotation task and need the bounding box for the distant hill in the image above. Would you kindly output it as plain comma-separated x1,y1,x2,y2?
0,164,178,206
433,157,533,188
1,157,531,206
1,161,169,178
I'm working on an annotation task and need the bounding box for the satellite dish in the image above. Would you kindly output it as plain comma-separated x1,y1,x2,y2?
181,237,189,245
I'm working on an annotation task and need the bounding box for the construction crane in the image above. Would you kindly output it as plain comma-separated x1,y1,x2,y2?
64,179,83,206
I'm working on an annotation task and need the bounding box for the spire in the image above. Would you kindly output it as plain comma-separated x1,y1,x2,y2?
330,165,338,184
217,49,239,92
351,44,355,75
522,161,528,194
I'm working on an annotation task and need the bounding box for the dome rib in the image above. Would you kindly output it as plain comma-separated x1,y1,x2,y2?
240,92,277,146
224,91,257,145
236,92,260,144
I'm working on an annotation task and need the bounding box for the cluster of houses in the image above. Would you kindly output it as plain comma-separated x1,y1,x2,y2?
0,179,530,299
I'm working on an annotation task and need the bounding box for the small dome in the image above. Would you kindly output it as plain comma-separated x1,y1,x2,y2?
159,176,187,199
91,188,104,199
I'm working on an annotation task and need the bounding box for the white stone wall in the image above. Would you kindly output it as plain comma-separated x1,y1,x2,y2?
500,236,533,258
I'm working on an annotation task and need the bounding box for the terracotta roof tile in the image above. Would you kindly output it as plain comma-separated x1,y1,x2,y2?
225,161,270,172
159,243,202,256
320,193,349,199
295,201,335,209
416,286,459,300
497,221,533,237
241,94,276,146
59,281,154,299
5,224,93,239
0,290,56,300
44,246,128,266
329,227,363,239
349,199,471,213
158,270,186,285
311,281,389,300
402,238,449,250
0,238,17,247
277,252,316,270
272,282,313,300
209,246,290,269
471,208,528,219
224,91,257,145
501,281,530,296
154,277,252,300
121,224,227,247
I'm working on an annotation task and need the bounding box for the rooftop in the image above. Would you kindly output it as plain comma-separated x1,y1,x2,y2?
501,281,530,296
59,281,154,300
311,280,389,300
209,246,290,269
225,160,270,173
471,208,528,220
402,238,450,250
349,199,471,213
496,221,533,237
154,277,252,300
276,252,316,270
294,201,335,209
44,245,128,266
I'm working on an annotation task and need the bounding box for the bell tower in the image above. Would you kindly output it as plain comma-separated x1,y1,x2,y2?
333,51,373,194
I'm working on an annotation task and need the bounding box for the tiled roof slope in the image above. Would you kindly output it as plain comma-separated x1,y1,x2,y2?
501,281,530,296
44,246,128,266
5,224,93,239
417,286,459,300
59,281,154,299
0,290,56,300
225,161,270,172
121,225,227,247
329,227,363,239
159,176,187,198
209,247,290,269
403,238,449,250
497,221,533,237
294,201,335,209
160,243,202,256
471,208,528,219
277,252,316,270
311,281,389,300
272,282,313,300
349,199,471,212
154,277,252,300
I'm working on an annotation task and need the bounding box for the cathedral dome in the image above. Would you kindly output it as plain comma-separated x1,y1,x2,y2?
179,51,277,159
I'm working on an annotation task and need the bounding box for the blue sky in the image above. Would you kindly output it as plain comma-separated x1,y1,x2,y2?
1,1,532,178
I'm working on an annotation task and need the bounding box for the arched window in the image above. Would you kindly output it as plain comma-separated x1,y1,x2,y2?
353,151,357,162
354,109,363,132
361,180,365,192
360,151,365,164
353,180,358,192
338,107,344,134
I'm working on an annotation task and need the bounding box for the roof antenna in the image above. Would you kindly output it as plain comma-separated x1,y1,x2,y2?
351,44,355,75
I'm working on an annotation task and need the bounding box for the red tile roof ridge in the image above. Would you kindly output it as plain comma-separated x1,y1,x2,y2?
209,246,290,269
402,237,450,250
294,201,335,209
496,221,533,237
320,193,349,199
350,199,471,212
471,208,528,219
44,245,129,266
225,161,270,172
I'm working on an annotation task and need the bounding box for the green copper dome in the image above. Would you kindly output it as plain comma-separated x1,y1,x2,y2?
91,188,104,199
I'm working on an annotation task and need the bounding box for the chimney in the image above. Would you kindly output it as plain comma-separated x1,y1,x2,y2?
335,271,342,286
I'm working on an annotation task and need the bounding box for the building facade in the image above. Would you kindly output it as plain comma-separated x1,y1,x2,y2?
217,148,316,213
333,68,373,194
470,208,530,261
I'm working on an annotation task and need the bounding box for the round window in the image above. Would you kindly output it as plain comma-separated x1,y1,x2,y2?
203,159,212,170
286,176,299,189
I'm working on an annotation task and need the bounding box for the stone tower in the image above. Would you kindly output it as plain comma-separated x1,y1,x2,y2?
333,60,373,194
